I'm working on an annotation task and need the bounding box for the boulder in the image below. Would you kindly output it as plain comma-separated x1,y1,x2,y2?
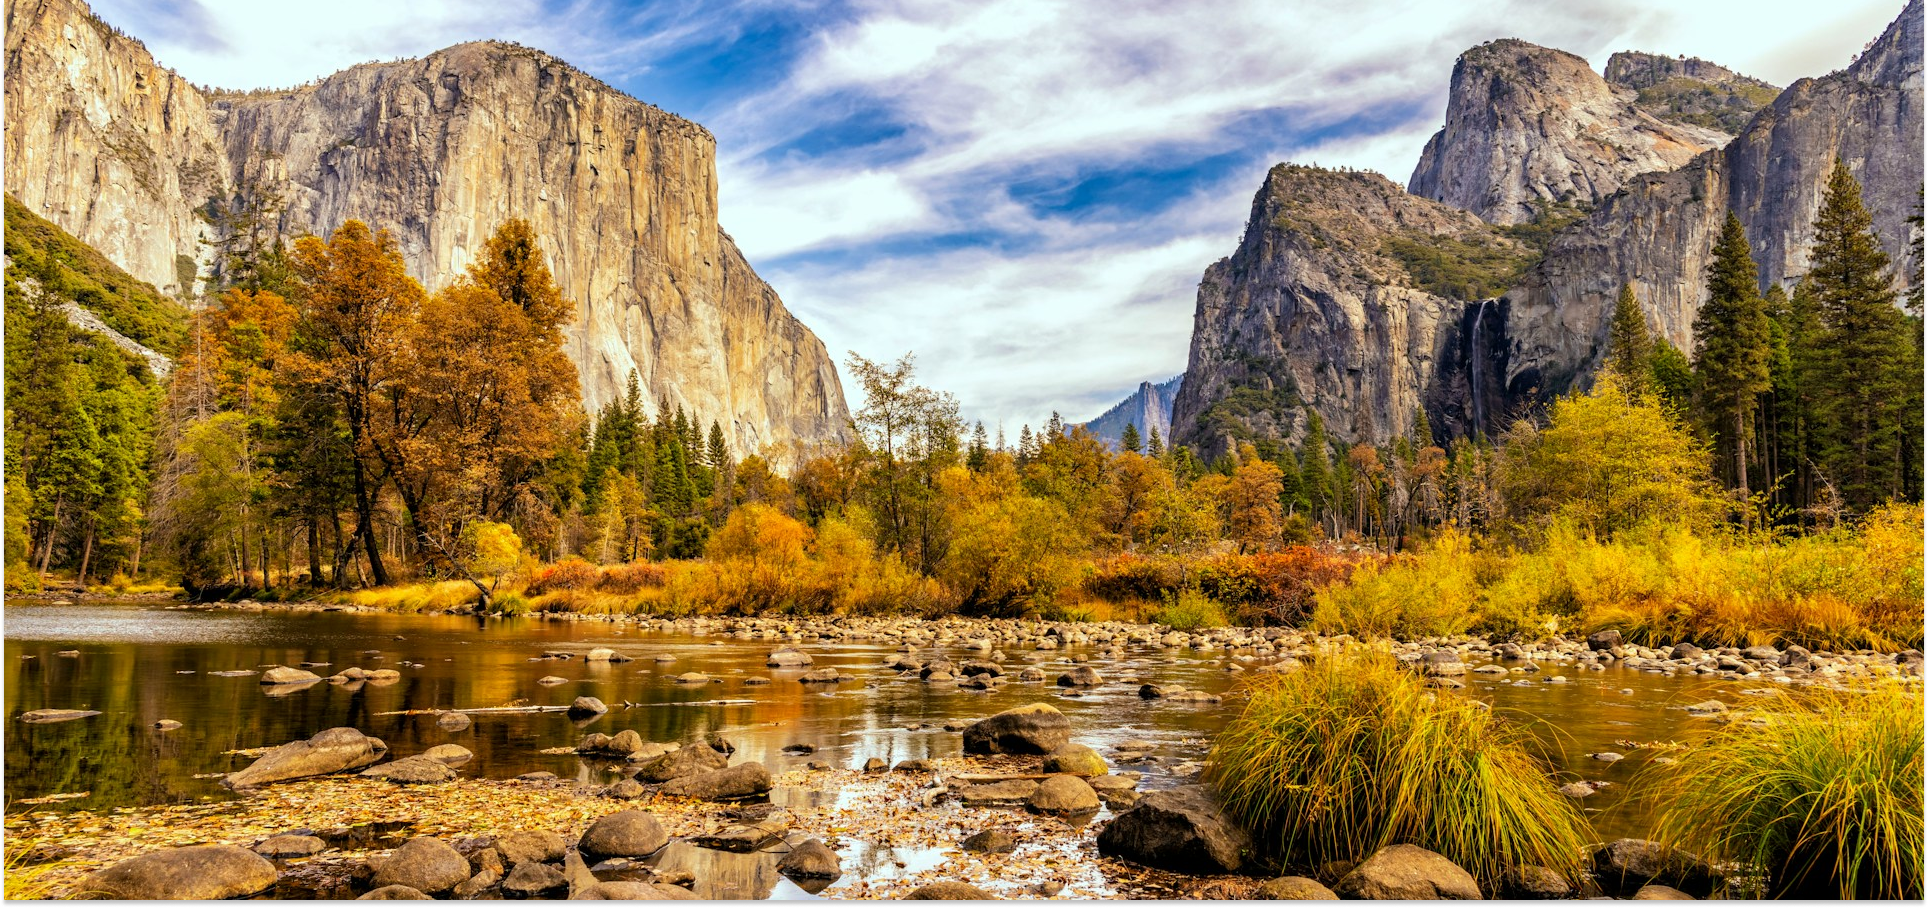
1256,876,1337,900
360,756,456,784
492,831,565,866
435,712,472,732
1027,775,1100,814
1587,629,1623,651
603,778,646,800
958,779,1040,805
1042,743,1107,777
1095,785,1250,874
1590,839,1720,898
81,844,279,900
1669,643,1703,660
1633,884,1697,900
584,648,633,663
226,727,389,788
961,829,1017,854
501,861,568,898
421,744,472,766
1333,844,1481,900
371,837,471,895
568,696,608,718
767,647,814,667
571,882,700,900
657,762,773,800
261,666,324,685
1420,652,1468,676
254,834,326,858
776,838,842,880
907,881,998,899
799,668,851,683
1056,666,1103,687
1503,865,1574,899
691,819,788,852
358,885,433,899
635,742,728,783
962,703,1072,755
577,811,669,859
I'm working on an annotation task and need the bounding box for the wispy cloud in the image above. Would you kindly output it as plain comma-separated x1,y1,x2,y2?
96,0,1905,430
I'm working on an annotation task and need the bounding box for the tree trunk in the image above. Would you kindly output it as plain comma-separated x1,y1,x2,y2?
1735,409,1751,526
76,521,96,587
352,456,390,585
38,493,63,578
307,518,323,585
129,528,144,582
237,523,252,589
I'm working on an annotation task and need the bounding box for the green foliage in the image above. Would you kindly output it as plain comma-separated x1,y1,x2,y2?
1633,77,1780,134
4,194,186,355
1152,586,1227,630
1650,686,1922,899
1693,212,1772,494
1206,651,1591,889
1383,230,1537,300
1607,283,1654,392
1498,374,1720,541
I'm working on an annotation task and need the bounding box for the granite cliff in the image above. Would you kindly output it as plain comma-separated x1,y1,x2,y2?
3,0,849,462
1604,51,1781,134
1176,1,1922,460
1408,39,1731,226
1080,375,1182,451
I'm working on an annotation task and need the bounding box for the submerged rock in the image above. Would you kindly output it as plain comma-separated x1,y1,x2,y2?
226,728,388,789
360,756,456,784
961,829,1017,854
962,703,1072,755
1590,839,1720,898
19,709,101,724
776,838,842,881
657,762,773,800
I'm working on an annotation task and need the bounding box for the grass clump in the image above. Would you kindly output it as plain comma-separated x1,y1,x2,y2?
1650,686,1923,899
1152,587,1227,631
1205,650,1590,890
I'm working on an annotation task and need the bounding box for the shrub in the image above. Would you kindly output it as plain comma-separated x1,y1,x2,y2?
1309,531,1481,638
598,561,667,593
1153,587,1227,631
1083,554,1181,602
526,557,599,596
1207,651,1590,889
1197,547,1361,625
1649,686,1923,899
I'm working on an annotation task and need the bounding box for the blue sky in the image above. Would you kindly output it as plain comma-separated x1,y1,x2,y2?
98,0,1905,434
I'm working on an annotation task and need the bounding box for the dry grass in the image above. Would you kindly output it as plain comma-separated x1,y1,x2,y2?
1205,650,1591,890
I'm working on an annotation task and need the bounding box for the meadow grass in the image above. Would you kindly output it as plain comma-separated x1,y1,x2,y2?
1204,650,1591,890
1648,685,1924,899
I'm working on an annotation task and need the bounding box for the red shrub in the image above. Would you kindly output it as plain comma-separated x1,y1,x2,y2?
1083,554,1182,602
598,562,667,594
526,557,599,596
1197,547,1365,625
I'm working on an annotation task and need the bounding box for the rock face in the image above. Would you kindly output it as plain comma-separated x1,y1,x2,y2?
1095,785,1251,874
1169,165,1518,456
81,845,279,900
1410,39,1730,225
225,727,388,788
1173,3,1922,458
1604,52,1781,135
3,0,849,463
1079,375,1183,451
1506,0,1923,400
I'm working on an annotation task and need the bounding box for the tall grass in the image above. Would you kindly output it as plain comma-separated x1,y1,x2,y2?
1205,651,1590,889
1153,587,1228,631
1649,685,1924,899
1304,506,1923,650
4,842,72,900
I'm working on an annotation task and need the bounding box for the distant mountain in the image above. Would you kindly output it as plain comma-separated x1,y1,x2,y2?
1080,375,1182,450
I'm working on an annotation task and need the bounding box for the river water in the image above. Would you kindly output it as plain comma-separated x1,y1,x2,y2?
4,600,1730,843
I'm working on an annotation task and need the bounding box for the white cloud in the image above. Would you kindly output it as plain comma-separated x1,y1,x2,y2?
719,167,931,259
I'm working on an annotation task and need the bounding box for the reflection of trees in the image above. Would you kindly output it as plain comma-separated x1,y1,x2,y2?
645,841,786,900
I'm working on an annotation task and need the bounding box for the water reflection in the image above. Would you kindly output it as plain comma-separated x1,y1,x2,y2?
6,600,1713,840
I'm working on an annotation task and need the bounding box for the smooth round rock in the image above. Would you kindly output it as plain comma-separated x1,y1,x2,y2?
578,810,669,858
82,844,279,900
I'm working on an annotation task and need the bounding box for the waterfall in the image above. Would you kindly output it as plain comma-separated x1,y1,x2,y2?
1468,300,1489,432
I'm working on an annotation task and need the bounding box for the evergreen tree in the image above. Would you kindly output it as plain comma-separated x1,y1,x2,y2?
1806,162,1913,507
966,422,990,472
1017,425,1036,466
1276,447,1304,515
1046,411,1065,441
1147,425,1164,459
1120,421,1142,454
1693,212,1771,505
1649,339,1696,413
707,421,730,471
1608,283,1654,393
1299,410,1335,533
1411,407,1434,451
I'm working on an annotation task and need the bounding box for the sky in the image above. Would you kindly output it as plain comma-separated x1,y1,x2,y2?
95,0,1906,433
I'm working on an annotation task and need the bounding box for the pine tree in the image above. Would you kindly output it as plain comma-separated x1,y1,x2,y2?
1608,283,1654,393
1276,447,1304,515
966,421,990,472
1120,421,1142,454
1693,212,1772,506
1147,425,1164,459
1411,407,1434,451
1046,411,1064,441
706,421,729,471
1806,162,1912,508
1017,425,1036,466
1299,410,1334,534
